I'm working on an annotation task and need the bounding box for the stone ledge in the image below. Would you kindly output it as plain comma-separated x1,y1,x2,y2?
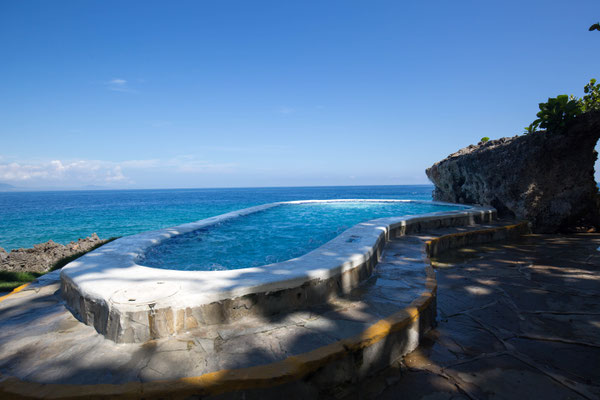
425,221,531,256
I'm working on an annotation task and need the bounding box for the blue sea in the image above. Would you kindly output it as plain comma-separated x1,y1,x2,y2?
0,185,434,251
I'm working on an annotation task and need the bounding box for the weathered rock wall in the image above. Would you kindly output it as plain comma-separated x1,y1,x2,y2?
426,111,600,233
0,233,106,274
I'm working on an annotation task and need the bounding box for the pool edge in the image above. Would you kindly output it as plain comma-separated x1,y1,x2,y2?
60,202,495,343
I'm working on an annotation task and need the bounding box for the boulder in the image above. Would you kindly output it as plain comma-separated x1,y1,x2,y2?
426,111,600,233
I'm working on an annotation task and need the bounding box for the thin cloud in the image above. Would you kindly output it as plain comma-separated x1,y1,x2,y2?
0,155,237,187
106,78,136,93
0,159,129,185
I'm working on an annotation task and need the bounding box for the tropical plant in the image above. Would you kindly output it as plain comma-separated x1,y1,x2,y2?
527,95,583,134
524,79,598,134
582,78,600,112
524,121,539,134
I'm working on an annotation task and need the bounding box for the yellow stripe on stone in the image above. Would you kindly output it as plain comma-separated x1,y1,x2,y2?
0,283,31,303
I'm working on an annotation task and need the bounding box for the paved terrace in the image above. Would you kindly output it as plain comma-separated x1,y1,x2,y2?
3,222,597,399
343,234,600,400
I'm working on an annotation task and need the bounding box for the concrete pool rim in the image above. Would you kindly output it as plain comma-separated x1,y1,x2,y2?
59,200,495,343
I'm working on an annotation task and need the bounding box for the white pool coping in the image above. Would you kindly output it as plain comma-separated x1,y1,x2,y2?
60,199,494,342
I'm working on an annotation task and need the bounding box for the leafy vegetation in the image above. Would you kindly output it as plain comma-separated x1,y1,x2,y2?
531,95,582,133
480,137,490,143
524,122,539,134
0,271,42,292
524,79,598,134
582,79,600,112
590,22,600,31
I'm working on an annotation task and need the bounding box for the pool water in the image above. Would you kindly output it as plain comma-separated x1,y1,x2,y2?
139,201,461,271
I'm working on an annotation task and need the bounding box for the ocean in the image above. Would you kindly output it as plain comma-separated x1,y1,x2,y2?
0,185,434,251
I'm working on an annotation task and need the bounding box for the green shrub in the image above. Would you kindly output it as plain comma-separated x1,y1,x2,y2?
0,271,42,292
535,95,582,132
524,121,539,134
526,94,583,134
525,79,599,134
480,137,490,143
582,79,600,112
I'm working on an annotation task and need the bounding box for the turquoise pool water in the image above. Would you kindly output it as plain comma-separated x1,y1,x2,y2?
139,201,462,271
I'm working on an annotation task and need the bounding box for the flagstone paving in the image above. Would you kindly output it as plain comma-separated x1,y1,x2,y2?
338,234,600,400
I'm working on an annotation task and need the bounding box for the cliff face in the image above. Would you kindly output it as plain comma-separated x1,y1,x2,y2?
426,111,600,233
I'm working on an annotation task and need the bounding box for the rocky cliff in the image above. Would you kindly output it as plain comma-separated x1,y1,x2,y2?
426,111,600,233
0,233,106,274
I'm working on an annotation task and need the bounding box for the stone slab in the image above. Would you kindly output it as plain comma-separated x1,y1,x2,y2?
351,234,600,400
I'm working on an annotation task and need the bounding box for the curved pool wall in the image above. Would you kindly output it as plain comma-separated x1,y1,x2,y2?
60,200,495,343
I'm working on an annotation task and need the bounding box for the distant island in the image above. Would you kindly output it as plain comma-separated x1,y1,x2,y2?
0,183,16,191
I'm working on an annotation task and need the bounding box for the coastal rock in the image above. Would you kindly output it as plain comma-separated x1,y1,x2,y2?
426,111,600,233
0,233,106,274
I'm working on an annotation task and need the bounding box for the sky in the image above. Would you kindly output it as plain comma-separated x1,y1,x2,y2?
1,0,599,189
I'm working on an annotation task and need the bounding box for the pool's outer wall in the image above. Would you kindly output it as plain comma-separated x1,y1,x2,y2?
60,202,495,344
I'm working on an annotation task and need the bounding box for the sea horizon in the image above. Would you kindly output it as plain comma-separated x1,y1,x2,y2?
0,183,434,194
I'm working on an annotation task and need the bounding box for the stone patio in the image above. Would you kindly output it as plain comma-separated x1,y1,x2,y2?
340,234,600,400
4,222,590,399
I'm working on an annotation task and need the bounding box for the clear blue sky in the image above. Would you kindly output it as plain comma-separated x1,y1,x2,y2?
1,1,599,189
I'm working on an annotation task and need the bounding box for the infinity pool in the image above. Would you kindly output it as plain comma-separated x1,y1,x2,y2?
139,200,462,271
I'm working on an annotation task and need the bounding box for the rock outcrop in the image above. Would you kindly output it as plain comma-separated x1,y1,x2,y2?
0,234,106,274
426,111,600,233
